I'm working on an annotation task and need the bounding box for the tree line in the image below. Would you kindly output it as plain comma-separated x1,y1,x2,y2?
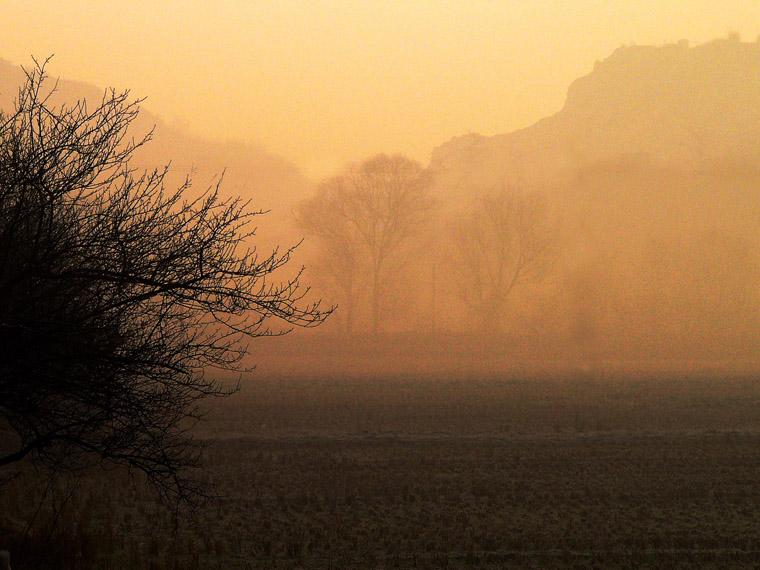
294,154,558,337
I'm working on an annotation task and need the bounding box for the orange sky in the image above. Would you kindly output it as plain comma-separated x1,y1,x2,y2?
3,1,760,178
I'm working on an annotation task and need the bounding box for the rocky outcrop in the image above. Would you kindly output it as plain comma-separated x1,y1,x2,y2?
430,35,760,195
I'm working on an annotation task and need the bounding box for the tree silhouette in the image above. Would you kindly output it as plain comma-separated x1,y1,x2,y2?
450,187,556,332
0,60,328,503
294,176,363,334
298,154,433,336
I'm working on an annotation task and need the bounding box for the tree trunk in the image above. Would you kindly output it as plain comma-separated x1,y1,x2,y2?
371,262,381,337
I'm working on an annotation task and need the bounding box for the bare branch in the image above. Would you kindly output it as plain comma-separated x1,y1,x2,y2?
0,59,330,504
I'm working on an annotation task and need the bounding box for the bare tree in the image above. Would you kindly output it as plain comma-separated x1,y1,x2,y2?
450,187,556,332
343,154,433,335
297,154,433,336
294,176,362,334
0,60,328,503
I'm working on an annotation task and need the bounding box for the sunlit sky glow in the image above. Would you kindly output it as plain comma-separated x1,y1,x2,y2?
3,1,760,178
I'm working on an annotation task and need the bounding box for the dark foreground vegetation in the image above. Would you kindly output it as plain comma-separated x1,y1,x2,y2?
4,372,760,569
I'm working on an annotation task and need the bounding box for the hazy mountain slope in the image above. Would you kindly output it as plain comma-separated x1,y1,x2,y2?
0,58,313,244
430,36,760,194
424,37,760,356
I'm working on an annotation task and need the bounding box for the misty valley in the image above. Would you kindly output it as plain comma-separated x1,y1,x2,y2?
3,34,760,570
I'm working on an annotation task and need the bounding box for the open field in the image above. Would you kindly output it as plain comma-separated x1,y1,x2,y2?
5,372,760,569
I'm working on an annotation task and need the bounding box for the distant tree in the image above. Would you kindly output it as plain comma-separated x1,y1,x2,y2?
297,154,433,336
0,60,328,503
294,176,362,334
450,187,556,332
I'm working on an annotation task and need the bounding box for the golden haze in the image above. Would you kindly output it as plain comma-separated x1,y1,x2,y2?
1,1,760,177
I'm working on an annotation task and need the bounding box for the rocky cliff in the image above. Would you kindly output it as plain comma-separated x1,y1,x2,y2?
430,35,760,195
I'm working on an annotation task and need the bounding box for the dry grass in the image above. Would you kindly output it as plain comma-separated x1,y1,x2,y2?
4,372,760,569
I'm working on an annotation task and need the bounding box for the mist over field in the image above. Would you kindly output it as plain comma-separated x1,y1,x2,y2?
283,37,760,378
5,37,759,378
3,3,760,568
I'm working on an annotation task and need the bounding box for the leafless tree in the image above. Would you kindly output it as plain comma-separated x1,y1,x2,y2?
294,176,362,334
297,154,433,336
450,187,556,332
0,60,329,504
